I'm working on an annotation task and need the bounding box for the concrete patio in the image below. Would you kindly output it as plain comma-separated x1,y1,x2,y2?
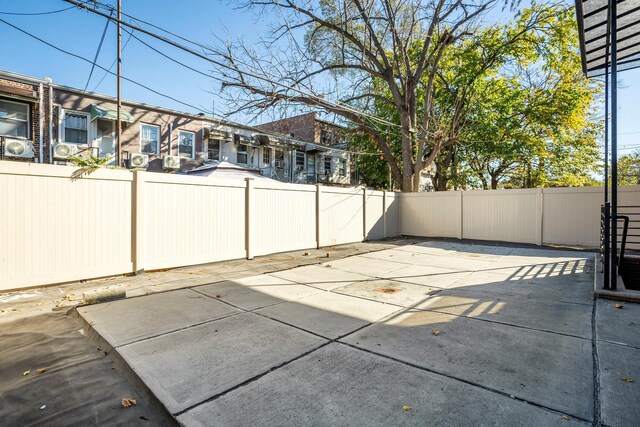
76,240,639,426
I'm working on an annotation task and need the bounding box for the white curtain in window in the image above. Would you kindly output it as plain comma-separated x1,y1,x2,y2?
0,100,28,137
65,114,87,130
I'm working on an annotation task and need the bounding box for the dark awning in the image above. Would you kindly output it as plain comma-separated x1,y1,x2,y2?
234,133,258,146
576,0,640,77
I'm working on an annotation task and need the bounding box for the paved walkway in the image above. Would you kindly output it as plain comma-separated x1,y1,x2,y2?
75,241,640,426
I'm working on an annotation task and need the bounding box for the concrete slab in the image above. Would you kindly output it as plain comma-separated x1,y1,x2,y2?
332,279,440,307
321,256,406,278
195,274,321,311
445,269,594,305
598,341,640,427
596,299,640,347
383,265,473,288
415,289,593,338
342,309,594,420
118,312,326,414
361,249,495,271
270,264,372,290
79,289,240,347
255,291,402,339
396,241,516,257
498,248,593,266
178,343,586,427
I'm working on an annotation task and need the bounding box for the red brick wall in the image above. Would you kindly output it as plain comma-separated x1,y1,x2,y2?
257,112,317,143
0,78,50,163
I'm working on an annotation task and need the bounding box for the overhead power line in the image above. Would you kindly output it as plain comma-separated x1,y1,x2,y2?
0,6,75,16
0,17,203,114
83,13,111,92
64,0,401,129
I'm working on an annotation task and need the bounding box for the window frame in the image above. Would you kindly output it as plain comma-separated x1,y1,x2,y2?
320,129,334,145
0,98,30,139
295,151,305,170
178,130,195,159
140,123,160,155
237,143,248,164
339,159,347,177
263,147,271,165
208,138,221,161
61,109,90,145
324,156,332,174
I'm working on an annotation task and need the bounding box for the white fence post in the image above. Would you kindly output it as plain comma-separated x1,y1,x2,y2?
458,190,463,240
133,170,145,274
383,191,387,238
362,187,367,241
537,187,544,246
316,184,321,248
245,177,254,260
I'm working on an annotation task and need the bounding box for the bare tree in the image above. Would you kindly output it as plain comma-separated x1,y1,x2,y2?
212,0,498,191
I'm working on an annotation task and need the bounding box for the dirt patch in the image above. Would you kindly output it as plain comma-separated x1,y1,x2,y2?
375,287,400,294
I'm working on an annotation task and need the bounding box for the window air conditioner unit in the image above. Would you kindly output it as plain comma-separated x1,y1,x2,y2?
3,138,34,158
163,155,181,169
274,160,284,169
129,153,149,169
295,165,305,172
53,142,78,160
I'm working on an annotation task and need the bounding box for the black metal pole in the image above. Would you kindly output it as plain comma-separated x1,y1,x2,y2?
604,0,611,289
610,0,618,290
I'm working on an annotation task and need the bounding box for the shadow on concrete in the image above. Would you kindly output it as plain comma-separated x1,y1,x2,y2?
73,244,617,426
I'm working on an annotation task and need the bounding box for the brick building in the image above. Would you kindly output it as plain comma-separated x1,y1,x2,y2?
0,70,353,185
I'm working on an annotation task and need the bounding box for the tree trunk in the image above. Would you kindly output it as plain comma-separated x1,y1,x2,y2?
490,174,499,189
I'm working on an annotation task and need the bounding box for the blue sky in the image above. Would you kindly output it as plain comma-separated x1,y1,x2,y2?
1,0,639,154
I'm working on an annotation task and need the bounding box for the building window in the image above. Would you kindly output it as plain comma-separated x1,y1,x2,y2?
324,156,332,173
339,159,347,176
140,123,159,154
237,143,248,164
208,139,220,160
295,151,305,171
0,99,29,138
178,130,195,158
263,147,271,165
63,111,89,144
320,129,334,145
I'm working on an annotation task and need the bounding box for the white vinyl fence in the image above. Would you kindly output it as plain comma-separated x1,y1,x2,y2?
400,186,640,248
0,162,400,291
3,161,638,292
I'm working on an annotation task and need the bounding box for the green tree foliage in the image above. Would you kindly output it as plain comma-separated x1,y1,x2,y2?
352,3,601,190
617,150,640,186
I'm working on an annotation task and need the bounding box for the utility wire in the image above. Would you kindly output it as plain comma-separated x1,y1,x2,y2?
0,6,75,16
83,13,111,92
65,0,402,129
0,17,203,114
91,22,134,92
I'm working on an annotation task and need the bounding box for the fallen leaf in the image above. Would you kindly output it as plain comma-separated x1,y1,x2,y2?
402,405,411,411
22,370,30,376
562,415,570,421
35,368,48,375
615,304,624,309
432,328,440,336
326,253,331,258
303,252,310,256
122,398,137,408
619,377,634,383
